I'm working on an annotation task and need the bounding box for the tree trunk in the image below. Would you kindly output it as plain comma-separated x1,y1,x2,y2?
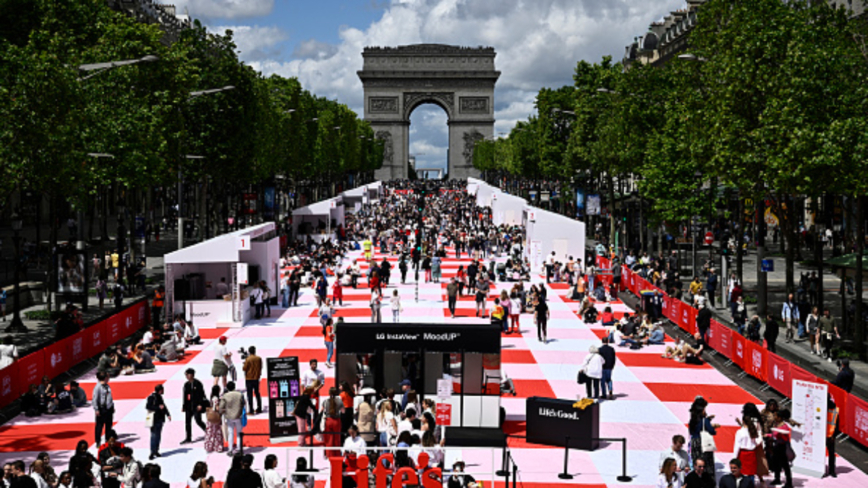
817,194,825,314
48,192,57,312
855,195,864,358
737,198,744,285
607,174,616,252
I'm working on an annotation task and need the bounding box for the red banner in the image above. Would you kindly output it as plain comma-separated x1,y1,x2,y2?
68,330,88,365
0,363,19,409
744,341,767,382
766,353,792,397
846,394,868,448
435,403,452,426
685,305,698,335
625,268,636,294
717,322,733,359
82,322,107,359
43,339,72,380
662,296,672,320
706,319,718,350
791,365,819,385
16,349,44,395
732,334,746,369
106,314,123,345
679,301,692,332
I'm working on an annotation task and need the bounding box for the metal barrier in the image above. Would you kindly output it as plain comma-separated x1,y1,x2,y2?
558,435,633,483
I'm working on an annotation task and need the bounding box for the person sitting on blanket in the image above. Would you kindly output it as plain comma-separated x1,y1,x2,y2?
664,333,705,363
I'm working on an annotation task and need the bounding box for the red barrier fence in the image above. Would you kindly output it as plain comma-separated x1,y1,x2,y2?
598,256,868,449
0,300,150,410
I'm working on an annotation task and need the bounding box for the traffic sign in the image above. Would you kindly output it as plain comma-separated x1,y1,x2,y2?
704,232,714,245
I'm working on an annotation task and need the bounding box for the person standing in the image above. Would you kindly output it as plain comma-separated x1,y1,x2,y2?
475,273,489,318
212,336,232,389
0,289,6,322
818,309,840,361
579,345,603,399
145,385,171,460
181,368,207,445
446,278,459,318
706,268,718,308
535,297,550,343
733,413,762,485
204,385,224,454
92,372,114,446
251,284,264,320
598,337,616,400
370,289,382,323
390,290,402,323
763,314,779,353
280,272,290,308
151,286,165,327
289,270,301,307
220,382,246,456
321,387,344,458
825,397,839,478
323,318,335,368
806,307,821,355
688,398,720,480
832,358,855,393
545,251,555,284
696,303,712,342
332,277,343,307
768,409,796,488
781,294,799,344
216,277,230,299
243,346,263,414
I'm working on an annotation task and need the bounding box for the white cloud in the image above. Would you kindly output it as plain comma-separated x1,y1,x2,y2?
212,25,287,61
246,0,687,171
292,39,339,60
173,0,274,20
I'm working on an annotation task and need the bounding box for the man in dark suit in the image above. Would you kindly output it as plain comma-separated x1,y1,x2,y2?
719,458,755,488
684,458,715,488
832,359,855,393
142,464,169,488
696,303,712,342
181,368,207,444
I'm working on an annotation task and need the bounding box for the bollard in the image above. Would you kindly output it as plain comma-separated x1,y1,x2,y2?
616,437,633,482
558,436,574,480
495,444,509,477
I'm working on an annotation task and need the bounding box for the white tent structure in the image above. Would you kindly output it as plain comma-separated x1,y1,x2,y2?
341,182,382,213
524,208,586,275
164,222,280,328
468,178,586,274
291,195,344,243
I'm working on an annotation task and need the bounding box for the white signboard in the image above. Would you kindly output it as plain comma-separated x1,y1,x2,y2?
527,210,536,222
237,262,249,285
362,195,369,205
530,240,543,274
237,236,251,251
330,200,337,209
354,202,362,213
587,195,601,216
791,379,828,478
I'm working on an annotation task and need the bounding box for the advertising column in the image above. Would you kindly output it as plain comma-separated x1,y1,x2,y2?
791,379,828,478
267,356,301,442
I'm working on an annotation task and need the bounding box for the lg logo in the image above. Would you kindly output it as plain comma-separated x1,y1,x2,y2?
774,365,784,382
93,331,102,347
2,376,11,396
752,350,762,366
50,352,62,368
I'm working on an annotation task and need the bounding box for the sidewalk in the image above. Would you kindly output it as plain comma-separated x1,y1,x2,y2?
0,223,183,357
591,238,868,400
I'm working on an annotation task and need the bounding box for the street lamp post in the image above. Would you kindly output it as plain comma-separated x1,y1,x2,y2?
117,199,126,288
177,86,235,250
5,213,26,333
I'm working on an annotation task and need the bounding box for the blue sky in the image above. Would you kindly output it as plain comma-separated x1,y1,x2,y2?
171,0,685,173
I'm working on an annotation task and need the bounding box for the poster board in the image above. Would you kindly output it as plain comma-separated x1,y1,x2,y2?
267,356,301,442
791,379,828,478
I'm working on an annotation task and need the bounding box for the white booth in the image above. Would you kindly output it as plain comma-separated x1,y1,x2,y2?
164,223,281,328
525,207,586,274
291,196,345,243
491,191,527,226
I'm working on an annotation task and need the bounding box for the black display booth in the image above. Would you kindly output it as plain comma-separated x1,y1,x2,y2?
336,321,505,443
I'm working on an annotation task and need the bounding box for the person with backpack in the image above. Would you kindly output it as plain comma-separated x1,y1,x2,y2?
114,448,141,488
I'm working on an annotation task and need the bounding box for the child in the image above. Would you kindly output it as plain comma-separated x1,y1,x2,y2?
332,278,343,306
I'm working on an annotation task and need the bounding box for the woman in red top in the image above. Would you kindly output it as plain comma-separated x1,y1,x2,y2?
332,279,343,306
370,271,381,295
339,381,355,433
323,318,335,368
601,306,615,326
456,266,466,297
769,409,798,488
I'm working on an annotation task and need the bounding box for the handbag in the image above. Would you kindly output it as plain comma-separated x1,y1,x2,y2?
700,421,717,452
786,442,796,463
241,405,248,428
577,370,588,384
206,403,222,424
144,411,154,428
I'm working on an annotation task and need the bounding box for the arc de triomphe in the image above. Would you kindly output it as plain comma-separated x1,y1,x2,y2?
358,44,500,180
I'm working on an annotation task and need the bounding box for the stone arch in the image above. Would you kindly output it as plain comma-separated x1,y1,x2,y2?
358,44,500,180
